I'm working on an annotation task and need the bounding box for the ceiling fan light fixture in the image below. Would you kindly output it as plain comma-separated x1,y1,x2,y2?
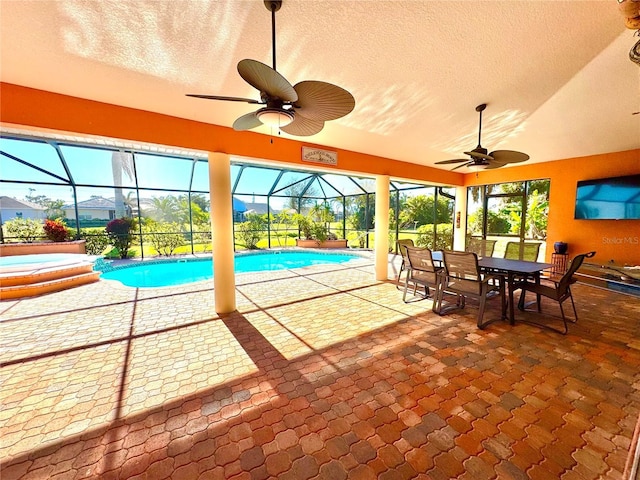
257,108,294,127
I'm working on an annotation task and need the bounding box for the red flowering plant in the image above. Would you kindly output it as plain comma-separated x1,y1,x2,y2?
43,219,70,243
105,217,136,259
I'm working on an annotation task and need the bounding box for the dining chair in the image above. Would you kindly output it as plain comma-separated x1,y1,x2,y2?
504,241,541,262
501,241,544,285
402,246,443,307
517,251,596,334
396,239,415,287
436,250,506,329
466,238,497,257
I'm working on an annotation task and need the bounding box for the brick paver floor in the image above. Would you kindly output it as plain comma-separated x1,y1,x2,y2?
1,254,639,479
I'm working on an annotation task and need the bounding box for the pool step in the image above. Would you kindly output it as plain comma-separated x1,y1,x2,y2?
0,262,96,287
0,262,100,300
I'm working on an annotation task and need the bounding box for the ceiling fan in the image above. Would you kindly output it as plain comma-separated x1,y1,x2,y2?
435,104,529,170
186,0,355,137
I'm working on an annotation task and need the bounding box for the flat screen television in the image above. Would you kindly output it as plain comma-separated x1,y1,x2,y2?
574,174,640,220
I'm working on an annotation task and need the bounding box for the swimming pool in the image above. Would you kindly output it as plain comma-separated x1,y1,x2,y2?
99,251,361,288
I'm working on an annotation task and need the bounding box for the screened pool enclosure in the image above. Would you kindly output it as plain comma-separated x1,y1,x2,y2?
0,133,457,258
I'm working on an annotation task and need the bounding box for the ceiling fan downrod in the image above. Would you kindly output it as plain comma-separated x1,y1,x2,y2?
265,0,282,71
475,103,487,148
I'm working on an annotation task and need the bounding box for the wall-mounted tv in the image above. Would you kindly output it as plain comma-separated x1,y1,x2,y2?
575,174,640,220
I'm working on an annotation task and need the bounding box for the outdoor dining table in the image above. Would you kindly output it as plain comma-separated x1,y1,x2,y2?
477,257,553,324
432,251,553,325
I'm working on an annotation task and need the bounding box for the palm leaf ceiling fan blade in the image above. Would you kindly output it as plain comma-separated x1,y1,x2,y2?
435,158,470,165
233,112,263,131
490,150,530,164
237,59,298,102
451,161,474,171
280,115,324,136
292,81,355,121
185,94,262,104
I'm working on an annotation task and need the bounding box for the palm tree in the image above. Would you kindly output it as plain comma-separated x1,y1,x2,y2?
150,196,179,222
111,151,134,218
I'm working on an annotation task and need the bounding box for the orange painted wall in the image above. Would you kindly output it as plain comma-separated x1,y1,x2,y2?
0,83,463,186
2,82,638,266
464,150,640,266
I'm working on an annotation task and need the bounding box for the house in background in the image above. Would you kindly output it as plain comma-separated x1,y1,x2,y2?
242,202,276,216
0,196,46,222
63,196,118,222
232,197,248,222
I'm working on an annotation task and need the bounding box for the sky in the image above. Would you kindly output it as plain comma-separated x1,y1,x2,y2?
1,135,442,213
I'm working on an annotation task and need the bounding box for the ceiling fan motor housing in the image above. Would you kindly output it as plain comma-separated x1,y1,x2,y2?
470,146,489,156
264,1,282,12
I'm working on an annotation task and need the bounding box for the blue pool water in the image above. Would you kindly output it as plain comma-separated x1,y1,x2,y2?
99,251,360,287
0,253,88,268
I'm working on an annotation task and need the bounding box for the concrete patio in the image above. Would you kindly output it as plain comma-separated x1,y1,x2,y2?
1,255,639,479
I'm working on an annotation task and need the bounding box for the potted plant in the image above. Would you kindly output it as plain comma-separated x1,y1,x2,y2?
294,208,347,248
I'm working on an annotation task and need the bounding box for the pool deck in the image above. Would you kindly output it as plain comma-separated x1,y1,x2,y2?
1,254,639,479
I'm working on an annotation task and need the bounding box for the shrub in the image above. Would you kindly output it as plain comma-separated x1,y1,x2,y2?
4,218,44,243
236,213,267,249
192,223,212,252
43,219,70,242
81,232,111,255
416,224,453,251
106,217,136,259
142,222,186,256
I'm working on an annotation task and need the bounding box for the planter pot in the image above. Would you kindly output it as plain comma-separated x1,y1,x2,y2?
295,239,348,249
553,241,568,254
0,240,87,256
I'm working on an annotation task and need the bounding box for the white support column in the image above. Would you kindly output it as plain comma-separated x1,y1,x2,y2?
208,152,236,314
453,185,467,251
375,175,390,280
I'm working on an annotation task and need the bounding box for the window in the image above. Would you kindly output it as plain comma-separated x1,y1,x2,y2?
467,179,550,258
1,133,456,258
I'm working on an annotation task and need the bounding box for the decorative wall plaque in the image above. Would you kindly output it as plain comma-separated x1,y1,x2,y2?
302,146,338,166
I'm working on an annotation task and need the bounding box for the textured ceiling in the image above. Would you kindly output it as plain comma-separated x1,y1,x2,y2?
1,0,638,171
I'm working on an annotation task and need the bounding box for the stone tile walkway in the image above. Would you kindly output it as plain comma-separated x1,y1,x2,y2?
1,255,639,479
